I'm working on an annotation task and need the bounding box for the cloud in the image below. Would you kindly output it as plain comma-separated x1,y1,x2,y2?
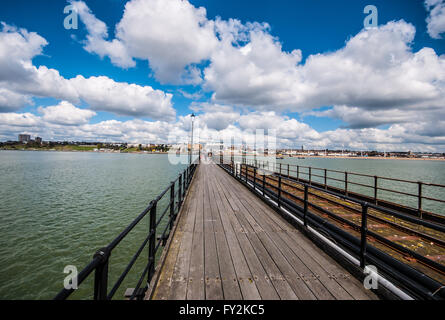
69,76,174,119
1,108,445,152
72,0,217,84
425,0,445,39
0,22,175,120
38,101,96,126
70,0,135,68
0,88,33,112
206,20,445,113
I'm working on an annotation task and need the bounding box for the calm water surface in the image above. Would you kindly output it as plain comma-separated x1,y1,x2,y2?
0,151,189,300
0,151,444,299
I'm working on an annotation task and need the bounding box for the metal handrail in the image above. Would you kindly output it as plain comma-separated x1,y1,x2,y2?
245,159,445,217
54,160,198,300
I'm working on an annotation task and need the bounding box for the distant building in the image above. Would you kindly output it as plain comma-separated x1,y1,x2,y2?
35,137,42,144
18,134,31,143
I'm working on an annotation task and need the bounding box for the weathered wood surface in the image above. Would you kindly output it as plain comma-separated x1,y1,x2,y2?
150,162,378,300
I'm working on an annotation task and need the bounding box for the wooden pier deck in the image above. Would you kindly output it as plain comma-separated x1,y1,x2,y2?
148,162,378,300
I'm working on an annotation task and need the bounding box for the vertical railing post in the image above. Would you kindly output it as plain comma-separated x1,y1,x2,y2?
287,164,290,178
309,167,312,185
304,185,308,227
262,173,266,196
148,201,157,283
178,174,183,208
374,176,378,204
93,248,109,300
278,176,282,208
418,182,423,219
297,166,300,181
360,203,368,269
345,172,348,196
169,182,175,230
245,164,248,183
324,169,327,189
182,171,186,198
279,163,282,175
253,167,257,191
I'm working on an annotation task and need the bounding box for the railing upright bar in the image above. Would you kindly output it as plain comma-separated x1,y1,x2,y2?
345,172,348,196
418,182,423,219
309,167,312,185
287,164,290,178
93,248,109,300
304,185,308,227
148,201,157,283
262,172,266,196
169,182,175,230
278,176,282,208
324,169,327,189
297,165,300,181
360,203,368,269
374,176,378,204
178,174,183,207
253,167,257,191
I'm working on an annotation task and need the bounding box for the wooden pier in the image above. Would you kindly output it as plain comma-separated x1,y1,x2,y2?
147,162,378,300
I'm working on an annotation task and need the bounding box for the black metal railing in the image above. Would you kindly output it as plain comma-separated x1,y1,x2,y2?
219,160,445,300
54,161,198,300
241,159,445,220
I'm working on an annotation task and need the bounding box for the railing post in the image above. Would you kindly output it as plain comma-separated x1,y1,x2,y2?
148,201,157,283
309,167,312,185
345,172,348,196
182,172,186,197
262,173,266,196
93,248,109,300
278,176,282,208
169,182,175,230
374,176,378,204
324,169,327,189
253,167,257,191
245,164,248,183
418,182,423,219
360,203,368,269
178,174,183,208
304,185,308,227
279,163,282,175
287,164,290,178
297,166,300,181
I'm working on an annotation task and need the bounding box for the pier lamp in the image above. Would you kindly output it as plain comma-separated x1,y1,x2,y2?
189,113,195,165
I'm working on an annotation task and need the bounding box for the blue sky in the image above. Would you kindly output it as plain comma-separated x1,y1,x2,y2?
0,0,444,151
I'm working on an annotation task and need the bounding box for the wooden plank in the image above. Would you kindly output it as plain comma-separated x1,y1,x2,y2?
207,170,243,300
210,167,262,300
186,173,205,300
203,166,224,300
214,171,281,300
167,169,200,300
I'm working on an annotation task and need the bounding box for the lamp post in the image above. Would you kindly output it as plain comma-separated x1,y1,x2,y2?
189,113,195,165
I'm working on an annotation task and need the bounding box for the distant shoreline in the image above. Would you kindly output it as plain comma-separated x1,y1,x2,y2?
294,155,445,161
0,148,171,155
2,149,444,161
